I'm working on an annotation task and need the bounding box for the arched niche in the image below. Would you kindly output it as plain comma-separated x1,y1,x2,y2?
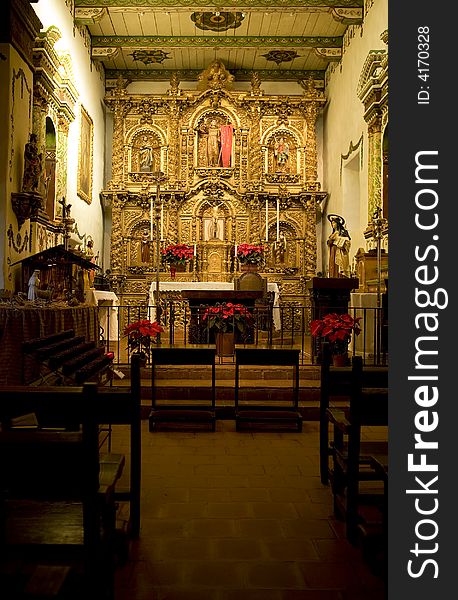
129,129,164,173
45,116,57,220
264,129,301,175
195,110,234,168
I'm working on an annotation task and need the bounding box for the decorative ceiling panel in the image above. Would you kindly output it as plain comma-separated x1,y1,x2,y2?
74,1,364,84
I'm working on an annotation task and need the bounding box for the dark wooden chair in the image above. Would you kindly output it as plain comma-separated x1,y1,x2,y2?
95,352,143,539
319,343,388,485
326,355,388,544
0,383,117,598
149,344,217,431
234,345,302,432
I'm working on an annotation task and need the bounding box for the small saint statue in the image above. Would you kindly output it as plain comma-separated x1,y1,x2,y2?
22,133,42,193
27,269,40,300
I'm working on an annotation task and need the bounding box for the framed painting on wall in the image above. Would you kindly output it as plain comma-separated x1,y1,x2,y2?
77,104,93,204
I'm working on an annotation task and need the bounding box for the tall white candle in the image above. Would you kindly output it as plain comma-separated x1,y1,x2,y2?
265,198,268,241
235,244,238,256
193,243,197,257
160,203,164,240
150,197,153,241
276,198,280,241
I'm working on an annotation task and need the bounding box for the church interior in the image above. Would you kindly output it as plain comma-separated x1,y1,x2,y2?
0,0,388,598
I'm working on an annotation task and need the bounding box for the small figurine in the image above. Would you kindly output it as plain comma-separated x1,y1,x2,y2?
27,269,40,300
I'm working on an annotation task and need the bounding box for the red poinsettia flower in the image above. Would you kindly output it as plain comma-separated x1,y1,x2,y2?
236,243,264,265
202,302,254,334
123,319,164,357
161,244,194,265
310,312,361,355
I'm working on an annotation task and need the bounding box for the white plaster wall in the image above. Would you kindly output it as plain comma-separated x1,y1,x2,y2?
32,0,106,262
0,44,35,290
321,0,388,273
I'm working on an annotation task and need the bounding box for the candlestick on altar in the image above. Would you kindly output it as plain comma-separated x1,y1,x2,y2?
276,198,280,241
150,196,153,241
265,199,269,241
160,203,164,240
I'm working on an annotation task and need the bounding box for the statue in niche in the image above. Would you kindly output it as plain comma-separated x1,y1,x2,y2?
134,135,161,172
22,133,42,193
327,214,351,278
196,116,233,167
139,229,151,263
207,119,221,167
273,232,287,264
273,137,290,172
204,203,225,240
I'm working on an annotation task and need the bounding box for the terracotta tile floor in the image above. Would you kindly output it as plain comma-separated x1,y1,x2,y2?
111,420,386,600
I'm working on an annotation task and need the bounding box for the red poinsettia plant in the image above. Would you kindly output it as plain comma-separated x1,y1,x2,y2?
161,243,194,266
123,319,164,357
236,243,264,265
310,312,361,355
202,302,254,334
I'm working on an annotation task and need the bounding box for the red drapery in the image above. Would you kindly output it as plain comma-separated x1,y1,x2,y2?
219,124,233,167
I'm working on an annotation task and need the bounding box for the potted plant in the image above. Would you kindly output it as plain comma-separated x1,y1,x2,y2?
236,243,264,270
123,319,164,362
310,312,361,366
161,243,194,278
202,302,254,356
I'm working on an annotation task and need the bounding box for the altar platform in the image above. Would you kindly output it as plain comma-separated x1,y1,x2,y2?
148,281,281,330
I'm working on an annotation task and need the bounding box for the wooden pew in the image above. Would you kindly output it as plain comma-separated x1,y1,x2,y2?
0,383,116,597
326,355,388,545
0,355,142,596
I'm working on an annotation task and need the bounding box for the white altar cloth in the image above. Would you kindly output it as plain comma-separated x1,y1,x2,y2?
149,281,281,330
85,290,119,340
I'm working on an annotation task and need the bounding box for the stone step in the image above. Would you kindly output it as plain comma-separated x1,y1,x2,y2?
119,364,321,382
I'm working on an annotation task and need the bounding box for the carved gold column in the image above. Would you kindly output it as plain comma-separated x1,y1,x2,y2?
304,103,319,185
167,101,180,185
110,193,124,275
367,117,382,220
105,79,131,185
248,103,262,180
168,194,178,243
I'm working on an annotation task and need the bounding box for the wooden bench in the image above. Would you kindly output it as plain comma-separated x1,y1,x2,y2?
0,383,117,598
234,346,302,432
326,355,388,544
148,345,217,431
319,343,388,485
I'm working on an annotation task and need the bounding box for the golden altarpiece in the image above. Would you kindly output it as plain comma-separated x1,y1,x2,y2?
101,63,327,318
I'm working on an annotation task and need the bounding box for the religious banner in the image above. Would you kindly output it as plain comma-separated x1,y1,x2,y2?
220,123,233,167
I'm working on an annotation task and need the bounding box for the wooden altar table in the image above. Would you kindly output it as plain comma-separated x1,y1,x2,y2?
148,281,281,330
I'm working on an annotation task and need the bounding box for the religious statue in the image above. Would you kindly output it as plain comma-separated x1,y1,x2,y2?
27,269,40,300
327,214,351,277
207,119,221,167
139,144,154,172
86,239,97,288
211,203,222,239
22,133,42,193
274,137,290,172
273,233,287,264
139,229,151,263
197,120,209,166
